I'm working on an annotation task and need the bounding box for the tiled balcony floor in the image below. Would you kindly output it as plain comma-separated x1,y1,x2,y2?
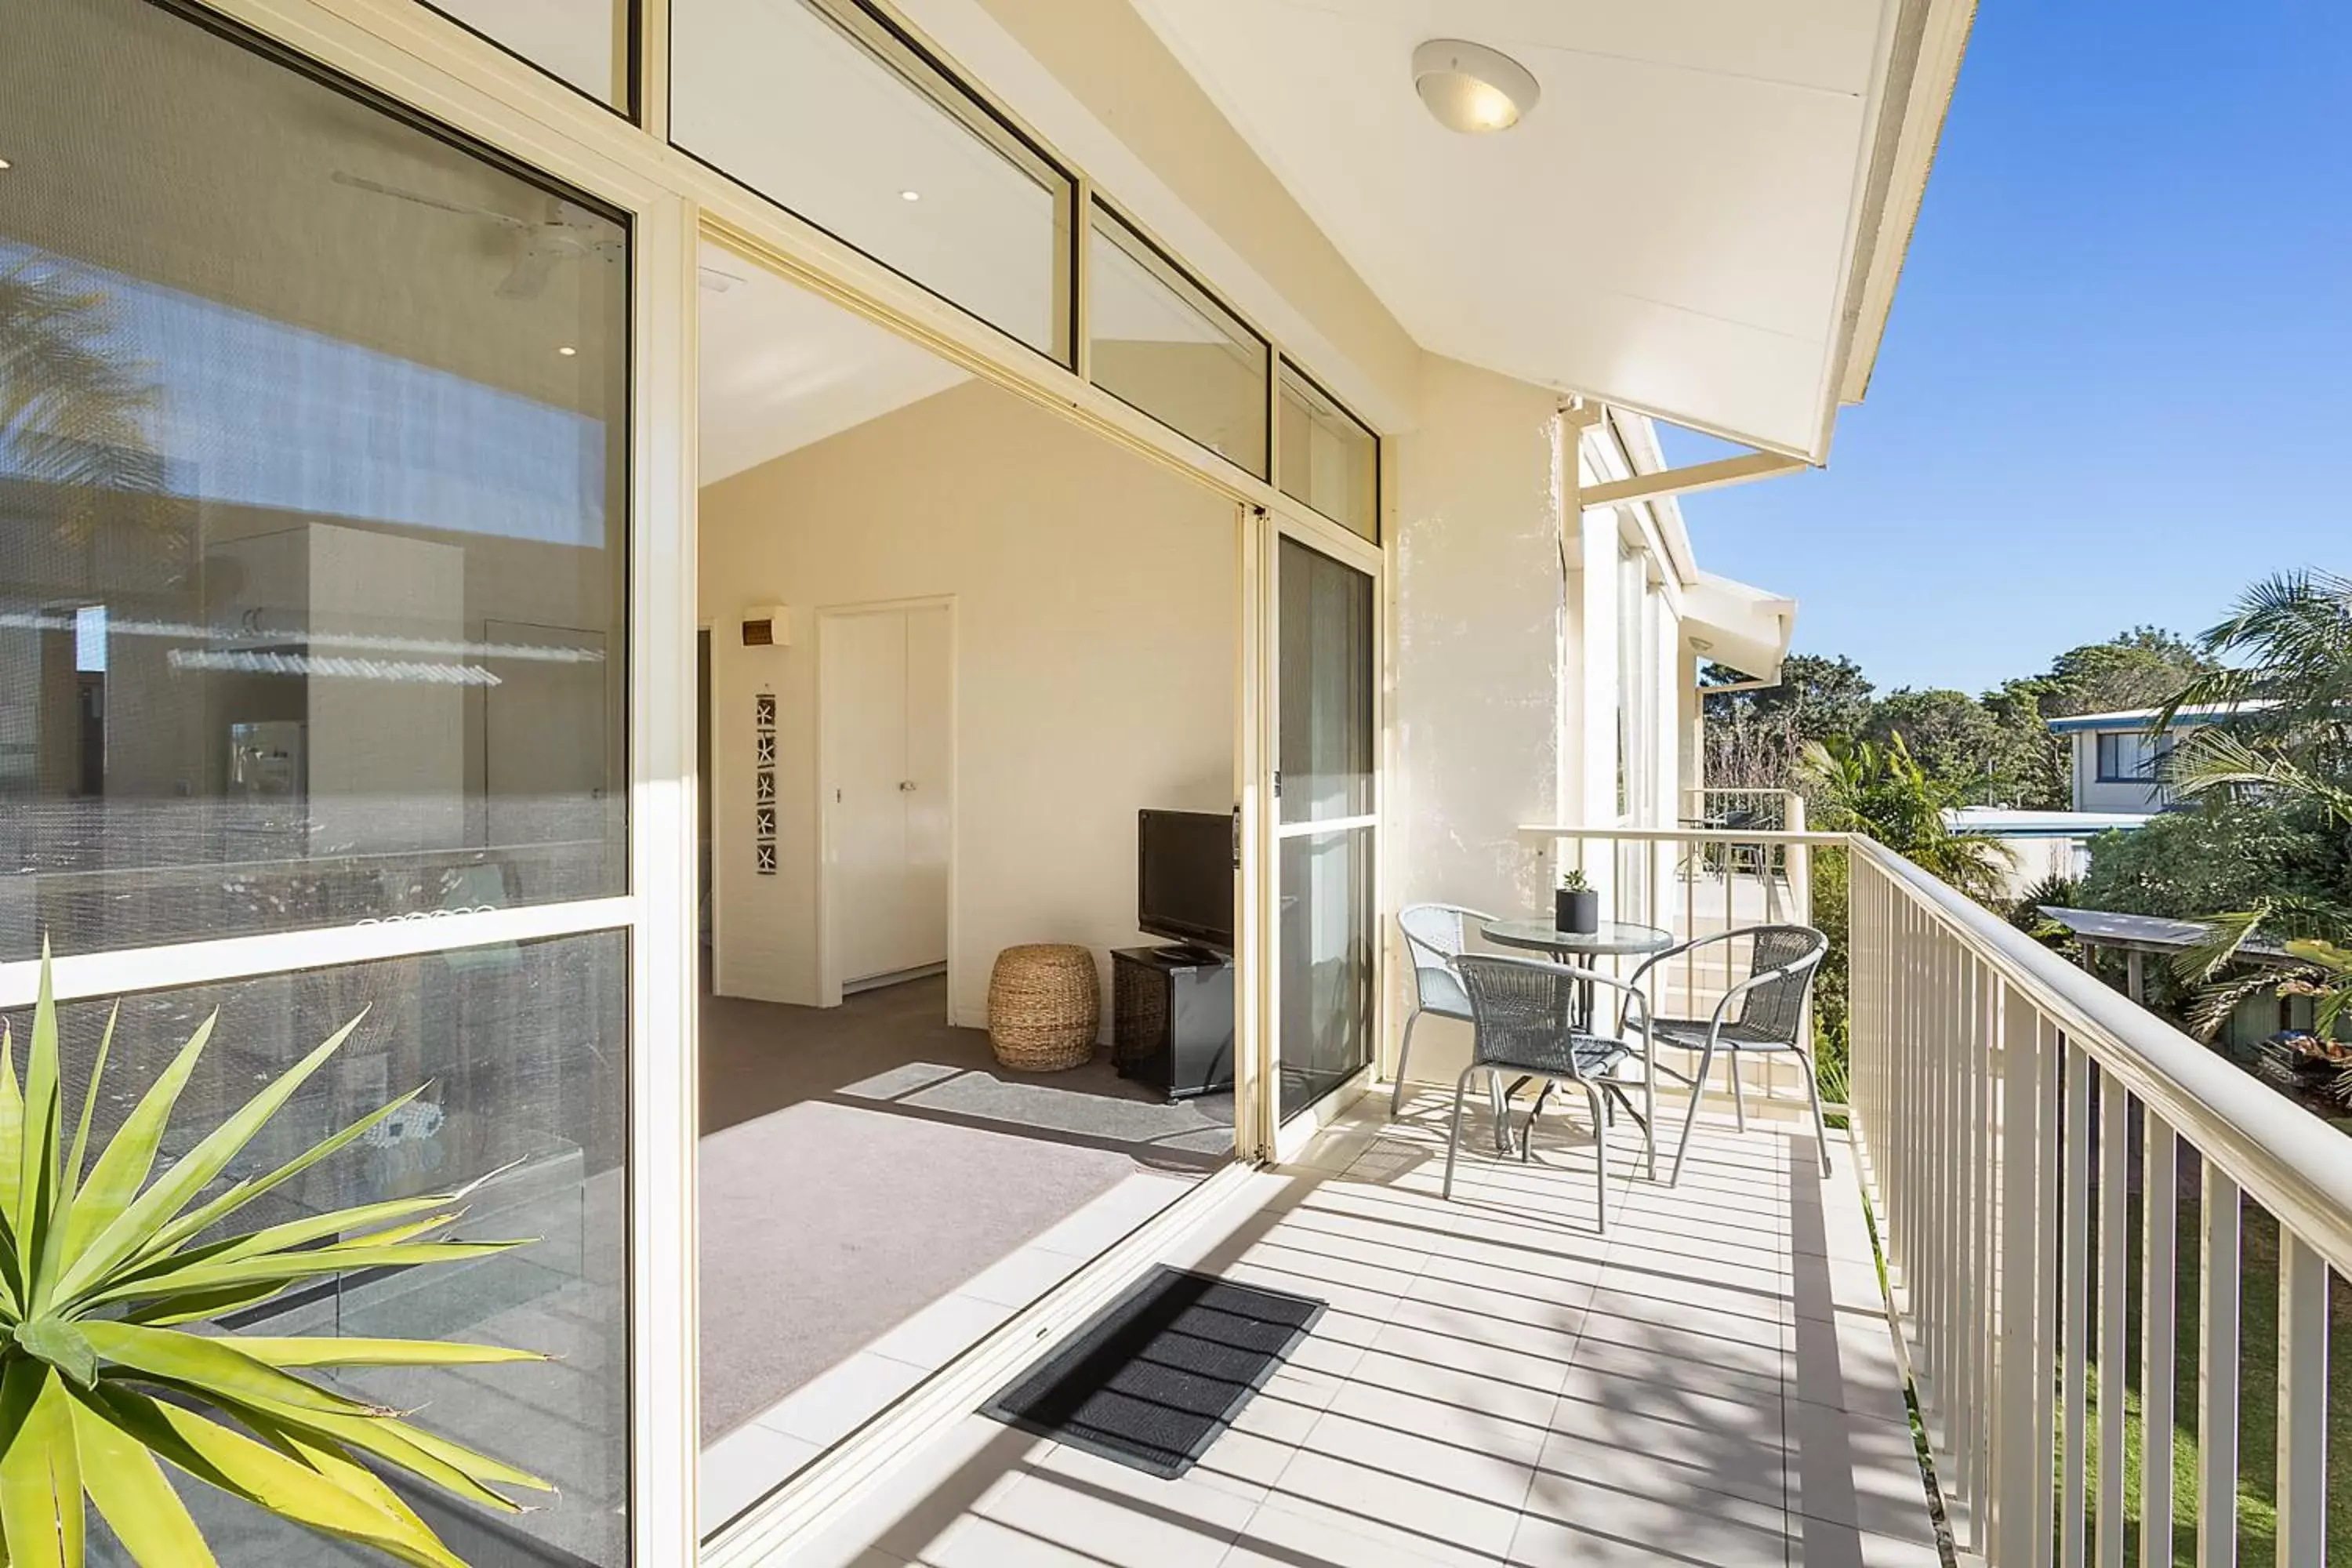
777,1091,1940,1568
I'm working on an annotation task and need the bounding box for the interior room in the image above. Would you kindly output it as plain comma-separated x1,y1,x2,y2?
691,239,1244,1531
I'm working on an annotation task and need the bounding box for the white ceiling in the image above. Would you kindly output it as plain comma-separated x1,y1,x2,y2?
1129,0,1904,457
695,244,971,484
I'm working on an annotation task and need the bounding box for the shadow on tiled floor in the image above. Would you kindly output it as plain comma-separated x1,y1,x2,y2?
768,1091,1942,1568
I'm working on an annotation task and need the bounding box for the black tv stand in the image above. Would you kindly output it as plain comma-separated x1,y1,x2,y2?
1112,946,1234,1101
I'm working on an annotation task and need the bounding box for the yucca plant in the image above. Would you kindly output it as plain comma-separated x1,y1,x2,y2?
0,947,551,1566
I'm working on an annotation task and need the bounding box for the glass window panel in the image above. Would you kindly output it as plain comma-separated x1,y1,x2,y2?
1278,361,1377,542
423,0,631,108
13,933,629,1566
1278,829,1373,1122
1087,204,1269,476
673,0,1073,361
0,0,629,960
1278,539,1374,826
1276,538,1375,1123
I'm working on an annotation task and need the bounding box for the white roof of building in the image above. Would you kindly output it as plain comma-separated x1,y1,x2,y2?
1947,808,2154,838
2044,702,2267,734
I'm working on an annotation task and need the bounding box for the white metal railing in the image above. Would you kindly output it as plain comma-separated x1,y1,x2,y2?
1521,807,1842,1109
1848,836,2351,1568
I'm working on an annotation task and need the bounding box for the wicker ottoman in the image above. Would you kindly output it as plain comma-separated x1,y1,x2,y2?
986,944,1100,1072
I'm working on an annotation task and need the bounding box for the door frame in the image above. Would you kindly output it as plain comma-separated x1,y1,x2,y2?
813,594,959,1011
1250,500,1387,1164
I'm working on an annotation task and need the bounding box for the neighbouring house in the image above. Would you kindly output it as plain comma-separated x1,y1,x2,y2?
1947,804,2154,898
2046,703,2245,811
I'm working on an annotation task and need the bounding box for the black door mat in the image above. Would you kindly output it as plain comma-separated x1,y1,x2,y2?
979,1265,1327,1479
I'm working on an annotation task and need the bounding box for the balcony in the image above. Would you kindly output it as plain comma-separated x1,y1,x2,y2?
771,1098,1930,1568
764,821,2351,1568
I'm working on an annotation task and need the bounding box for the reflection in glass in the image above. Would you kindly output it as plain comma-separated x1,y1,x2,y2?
425,0,632,108
1279,829,1374,1122
1278,361,1378,543
1276,539,1376,1121
0,0,629,958
1088,204,1269,476
1278,539,1374,826
17,933,630,1566
673,0,1074,361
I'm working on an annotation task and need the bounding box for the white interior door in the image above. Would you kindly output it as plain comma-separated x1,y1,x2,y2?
900,605,951,975
826,606,950,987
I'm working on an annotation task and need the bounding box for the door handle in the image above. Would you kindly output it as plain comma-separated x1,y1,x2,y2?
898,780,916,792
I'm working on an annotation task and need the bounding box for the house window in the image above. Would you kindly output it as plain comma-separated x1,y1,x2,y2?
2,1,632,1559
1088,201,1270,477
2095,732,2140,782
1276,359,1379,542
672,0,1078,365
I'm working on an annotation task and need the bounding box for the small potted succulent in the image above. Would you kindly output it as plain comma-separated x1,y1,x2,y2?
1555,869,1600,935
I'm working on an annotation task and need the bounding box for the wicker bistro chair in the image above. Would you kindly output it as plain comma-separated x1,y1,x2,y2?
1629,924,1831,1185
1443,954,1656,1232
1393,902,1491,1117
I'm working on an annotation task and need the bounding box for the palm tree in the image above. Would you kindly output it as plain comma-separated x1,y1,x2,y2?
1798,733,2013,905
2165,730,2352,1038
2159,570,2352,766
0,260,172,552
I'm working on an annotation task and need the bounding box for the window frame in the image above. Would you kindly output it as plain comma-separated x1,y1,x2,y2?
1084,194,1273,481
666,0,1083,369
1275,355,1381,543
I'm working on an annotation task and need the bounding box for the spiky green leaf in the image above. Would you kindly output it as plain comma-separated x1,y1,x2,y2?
0,1360,82,1568
126,1082,425,1270
14,944,63,1301
79,1320,385,1417
82,1383,466,1568
13,1319,96,1388
56,1014,362,1305
66,1391,219,1568
57,1009,212,1270
87,1239,527,1311
213,1334,549,1369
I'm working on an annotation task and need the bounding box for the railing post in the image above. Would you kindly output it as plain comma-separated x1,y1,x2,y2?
2276,1232,2328,1568
2062,1042,2091,1568
2141,1113,2178,1568
2198,1165,2241,1568
1994,982,2054,1568
2097,1073,2130,1568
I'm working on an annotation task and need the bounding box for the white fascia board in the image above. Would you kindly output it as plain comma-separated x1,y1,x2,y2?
1819,0,1978,441
1683,569,1798,683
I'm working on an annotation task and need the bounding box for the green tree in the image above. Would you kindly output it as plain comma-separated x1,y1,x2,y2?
1701,653,1875,790
0,263,170,543
2162,572,2352,768
1798,734,2013,904
2043,626,2213,717
1864,688,2012,803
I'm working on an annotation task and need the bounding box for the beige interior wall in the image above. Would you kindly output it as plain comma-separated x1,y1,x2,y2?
698,381,1234,1025
1388,354,1568,1087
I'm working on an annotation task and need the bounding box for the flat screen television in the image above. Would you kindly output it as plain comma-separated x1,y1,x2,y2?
1137,809,1234,957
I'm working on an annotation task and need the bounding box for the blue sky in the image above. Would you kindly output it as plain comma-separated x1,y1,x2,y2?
1661,5,2352,698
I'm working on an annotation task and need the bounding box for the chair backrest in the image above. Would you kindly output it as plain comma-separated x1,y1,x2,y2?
1729,924,1830,1044
1454,953,1588,1075
1399,903,1484,998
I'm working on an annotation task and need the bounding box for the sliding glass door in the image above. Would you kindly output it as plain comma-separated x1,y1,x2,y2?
1272,535,1376,1123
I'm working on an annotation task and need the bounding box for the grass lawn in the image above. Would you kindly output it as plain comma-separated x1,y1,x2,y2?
2079,1181,2352,1566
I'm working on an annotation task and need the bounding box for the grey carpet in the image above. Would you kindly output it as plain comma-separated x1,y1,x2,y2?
697,1100,1142,1441
701,976,1232,1160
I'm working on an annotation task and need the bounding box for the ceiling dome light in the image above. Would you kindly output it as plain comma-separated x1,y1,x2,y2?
1412,38,1539,134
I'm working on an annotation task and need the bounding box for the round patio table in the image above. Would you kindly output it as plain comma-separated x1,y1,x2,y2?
1476,917,1674,1152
